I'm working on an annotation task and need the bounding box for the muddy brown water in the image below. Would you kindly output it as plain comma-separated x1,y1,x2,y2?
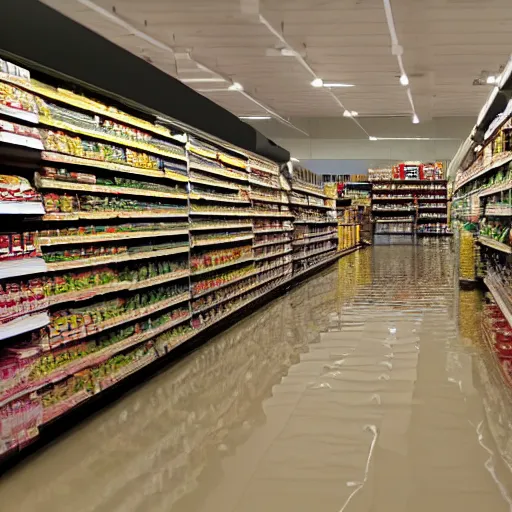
2,241,512,512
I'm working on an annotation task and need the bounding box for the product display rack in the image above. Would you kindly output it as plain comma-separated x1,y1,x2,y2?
0,58,362,460
371,177,451,240
287,166,340,274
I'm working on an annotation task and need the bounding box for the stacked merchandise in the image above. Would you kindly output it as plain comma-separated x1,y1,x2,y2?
249,158,293,280
0,59,361,458
371,165,450,239
289,166,339,274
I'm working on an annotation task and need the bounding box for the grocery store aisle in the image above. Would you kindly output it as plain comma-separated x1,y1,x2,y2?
2,241,512,512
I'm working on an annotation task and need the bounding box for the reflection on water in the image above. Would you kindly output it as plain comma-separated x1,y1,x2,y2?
1,241,512,512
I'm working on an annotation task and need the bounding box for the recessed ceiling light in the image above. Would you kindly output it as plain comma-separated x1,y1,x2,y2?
369,136,378,141
228,82,244,91
311,78,324,88
323,83,355,88
351,111,358,117
412,114,419,124
239,116,272,120
399,74,409,86
343,110,359,117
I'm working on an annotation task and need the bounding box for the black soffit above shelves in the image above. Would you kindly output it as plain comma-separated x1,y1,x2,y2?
0,0,290,164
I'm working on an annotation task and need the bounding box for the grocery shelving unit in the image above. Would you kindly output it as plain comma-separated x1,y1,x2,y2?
0,58,361,460
287,166,339,274
371,177,451,242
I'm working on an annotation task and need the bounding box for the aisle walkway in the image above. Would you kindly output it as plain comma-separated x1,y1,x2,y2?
2,242,512,512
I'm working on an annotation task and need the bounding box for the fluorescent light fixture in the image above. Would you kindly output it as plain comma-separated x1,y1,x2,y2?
399,74,409,86
228,82,244,91
351,111,359,117
486,75,497,84
369,137,457,141
291,157,300,162
412,114,420,124
323,83,355,88
239,116,272,120
181,78,226,83
343,110,359,117
311,78,324,88
369,136,378,141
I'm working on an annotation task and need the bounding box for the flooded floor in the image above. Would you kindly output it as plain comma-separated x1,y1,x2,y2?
2,241,512,511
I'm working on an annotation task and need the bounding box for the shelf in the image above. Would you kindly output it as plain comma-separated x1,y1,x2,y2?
248,177,280,190
192,271,284,314
36,177,188,200
189,192,249,204
254,249,292,261
43,210,188,221
40,116,187,161
46,270,191,308
307,202,331,209
375,219,413,223
293,219,337,225
163,170,189,183
253,227,293,234
0,74,183,141
192,269,257,298
253,238,291,249
46,245,189,272
485,277,512,328
38,228,188,246
0,312,191,409
0,257,47,280
49,292,192,350
42,151,171,181
478,182,512,198
291,183,327,199
189,161,248,182
0,103,39,124
292,250,340,277
372,197,414,201
0,312,50,341
293,245,336,261
0,201,45,214
305,230,337,238
190,209,253,217
191,234,253,247
417,232,453,236
191,275,292,334
0,130,44,150
478,236,512,254
372,209,415,214
417,216,447,221
190,223,253,231
189,175,239,190
290,200,309,206
252,212,294,218
191,256,254,276
293,233,337,246
485,207,512,216
250,194,288,204
455,152,512,192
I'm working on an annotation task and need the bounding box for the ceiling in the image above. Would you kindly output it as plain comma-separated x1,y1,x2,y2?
41,0,512,133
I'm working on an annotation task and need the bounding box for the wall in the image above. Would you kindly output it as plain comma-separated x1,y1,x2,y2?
252,116,473,174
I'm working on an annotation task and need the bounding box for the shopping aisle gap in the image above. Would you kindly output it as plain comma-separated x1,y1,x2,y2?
1,241,512,512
